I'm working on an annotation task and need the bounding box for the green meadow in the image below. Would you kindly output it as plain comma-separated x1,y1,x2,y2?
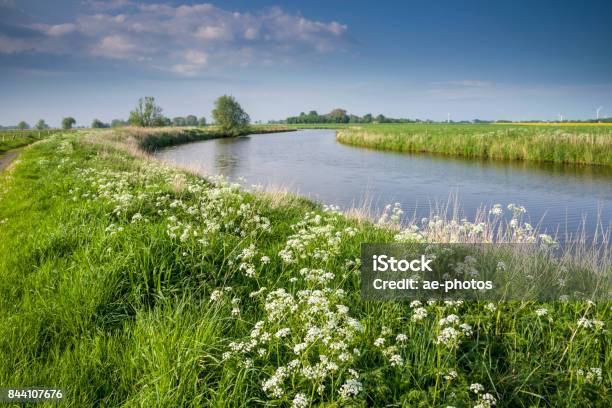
0,128,609,406
335,123,612,166
0,129,64,153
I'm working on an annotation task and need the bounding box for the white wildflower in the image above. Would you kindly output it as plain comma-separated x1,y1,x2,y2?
338,379,362,399
470,383,485,394
291,393,308,408
412,307,428,322
389,354,404,367
535,308,548,317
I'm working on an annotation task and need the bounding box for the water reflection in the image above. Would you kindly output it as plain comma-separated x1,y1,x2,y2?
156,130,611,238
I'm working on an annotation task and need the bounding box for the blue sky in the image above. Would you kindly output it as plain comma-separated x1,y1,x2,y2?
1,0,611,126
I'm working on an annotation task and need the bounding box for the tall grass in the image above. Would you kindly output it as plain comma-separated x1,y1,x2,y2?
336,124,612,166
85,125,296,154
0,130,609,406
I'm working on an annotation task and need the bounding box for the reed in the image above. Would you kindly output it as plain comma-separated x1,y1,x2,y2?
336,123,612,166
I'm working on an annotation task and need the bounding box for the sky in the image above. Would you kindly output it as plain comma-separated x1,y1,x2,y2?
1,0,611,126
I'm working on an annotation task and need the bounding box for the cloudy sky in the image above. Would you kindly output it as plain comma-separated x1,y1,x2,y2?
1,0,611,126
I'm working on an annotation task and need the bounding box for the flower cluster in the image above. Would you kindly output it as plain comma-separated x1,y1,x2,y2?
469,383,497,407
436,314,473,348
224,211,364,404
576,367,603,383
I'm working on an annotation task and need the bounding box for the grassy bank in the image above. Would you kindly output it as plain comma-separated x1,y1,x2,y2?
0,130,609,406
336,124,612,166
88,125,296,153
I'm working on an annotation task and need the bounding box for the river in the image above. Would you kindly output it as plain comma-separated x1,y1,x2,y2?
156,129,611,239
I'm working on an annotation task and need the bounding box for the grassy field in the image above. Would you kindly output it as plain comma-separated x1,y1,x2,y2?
0,129,65,153
335,124,612,166
0,129,609,407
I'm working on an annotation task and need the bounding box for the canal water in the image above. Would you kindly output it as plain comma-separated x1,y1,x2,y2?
156,129,611,239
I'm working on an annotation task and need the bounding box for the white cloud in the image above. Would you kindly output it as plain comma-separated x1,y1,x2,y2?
244,27,259,40
45,23,77,36
170,64,200,76
92,35,136,58
195,25,232,41
0,2,348,76
184,50,208,65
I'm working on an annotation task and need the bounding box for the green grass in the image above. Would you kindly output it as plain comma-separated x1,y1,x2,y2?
0,130,609,407
0,129,64,153
335,123,612,166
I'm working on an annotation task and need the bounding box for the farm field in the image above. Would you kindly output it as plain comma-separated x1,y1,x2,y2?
0,129,64,153
334,123,612,166
0,128,609,407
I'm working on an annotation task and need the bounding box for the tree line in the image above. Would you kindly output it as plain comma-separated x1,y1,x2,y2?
126,95,249,135
285,109,416,124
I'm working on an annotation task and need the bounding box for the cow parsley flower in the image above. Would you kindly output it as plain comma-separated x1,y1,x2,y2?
389,354,404,367
338,379,362,399
439,314,460,326
436,327,460,347
535,308,548,317
412,307,428,322
489,204,503,216
470,383,485,394
291,393,308,408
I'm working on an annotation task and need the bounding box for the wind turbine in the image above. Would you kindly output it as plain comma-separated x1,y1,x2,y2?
447,113,450,123
558,113,564,122
596,106,603,121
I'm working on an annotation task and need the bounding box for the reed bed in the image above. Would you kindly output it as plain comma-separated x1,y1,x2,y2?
336,124,612,166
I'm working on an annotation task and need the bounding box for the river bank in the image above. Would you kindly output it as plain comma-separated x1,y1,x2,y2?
0,129,609,406
335,123,612,166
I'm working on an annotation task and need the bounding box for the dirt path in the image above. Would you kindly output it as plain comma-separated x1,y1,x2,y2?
0,149,21,172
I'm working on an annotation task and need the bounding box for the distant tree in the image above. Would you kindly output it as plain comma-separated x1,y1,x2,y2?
327,108,349,123
111,119,127,128
62,117,76,129
349,114,361,123
284,110,413,124
35,119,48,130
129,96,164,127
91,119,109,128
172,117,186,127
17,121,29,130
212,95,250,136
198,116,207,126
185,115,198,126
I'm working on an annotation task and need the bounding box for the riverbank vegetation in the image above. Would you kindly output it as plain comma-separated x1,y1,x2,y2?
336,123,612,166
95,125,296,153
0,128,609,406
